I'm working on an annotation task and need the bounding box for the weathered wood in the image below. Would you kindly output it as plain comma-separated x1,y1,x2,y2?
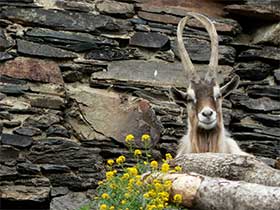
155,172,280,210
172,153,280,187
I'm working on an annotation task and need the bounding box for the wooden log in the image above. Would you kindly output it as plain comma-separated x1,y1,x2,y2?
171,153,280,187
151,172,280,210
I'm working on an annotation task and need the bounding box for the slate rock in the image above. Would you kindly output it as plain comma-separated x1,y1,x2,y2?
17,162,41,175
17,39,77,59
0,92,6,100
29,95,65,110
46,125,71,138
253,22,280,46
130,32,169,49
23,113,61,129
55,0,93,12
247,85,280,99
3,121,21,128
1,133,33,148
41,164,71,173
0,111,13,120
0,7,120,33
233,62,272,81
0,84,26,96
230,94,280,112
251,113,280,128
274,69,280,85
14,127,42,137
238,46,280,62
27,138,102,169
0,165,17,180
62,71,83,83
172,38,236,65
239,140,279,158
0,29,13,50
0,57,64,84
50,192,90,210
224,4,280,21
1,185,50,202
0,0,33,2
0,51,14,62
24,28,118,52
85,46,142,61
51,187,69,197
96,0,135,18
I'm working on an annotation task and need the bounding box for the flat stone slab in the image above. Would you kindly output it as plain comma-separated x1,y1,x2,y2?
17,39,78,59
66,84,162,146
96,0,135,18
1,133,33,148
130,32,169,49
0,185,50,202
239,46,280,62
90,60,232,88
50,192,90,210
0,57,64,84
0,7,120,33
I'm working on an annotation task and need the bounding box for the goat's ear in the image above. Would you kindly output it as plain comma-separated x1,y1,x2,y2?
220,75,240,98
169,87,188,106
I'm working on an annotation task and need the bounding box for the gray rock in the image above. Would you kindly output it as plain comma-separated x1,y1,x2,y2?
62,71,83,83
247,85,280,99
17,162,41,175
23,113,62,129
3,121,21,128
0,165,17,180
1,133,33,148
0,111,13,120
239,140,279,158
29,94,65,110
233,132,279,141
224,4,280,21
14,127,42,137
41,164,71,173
27,138,102,169
46,125,71,138
0,0,33,2
0,84,26,96
233,62,272,81
251,113,280,128
0,51,14,62
130,32,169,49
96,0,135,18
24,28,118,52
0,7,120,33
85,46,142,61
55,1,93,13
50,192,90,210
51,187,69,197
238,46,280,62
172,38,236,65
253,22,280,46
274,69,280,85
90,60,232,89
17,39,78,59
231,94,280,112
0,145,20,164
0,29,13,50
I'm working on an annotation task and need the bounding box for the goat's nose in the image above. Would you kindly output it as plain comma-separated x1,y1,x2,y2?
202,110,213,117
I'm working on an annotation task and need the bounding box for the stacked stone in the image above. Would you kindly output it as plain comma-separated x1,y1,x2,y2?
0,0,279,209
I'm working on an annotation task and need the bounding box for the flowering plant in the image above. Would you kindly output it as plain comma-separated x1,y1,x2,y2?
79,134,186,210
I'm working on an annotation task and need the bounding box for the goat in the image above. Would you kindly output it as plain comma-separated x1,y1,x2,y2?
172,13,249,157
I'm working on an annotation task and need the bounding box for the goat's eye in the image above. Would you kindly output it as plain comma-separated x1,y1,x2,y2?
214,93,222,101
186,96,196,104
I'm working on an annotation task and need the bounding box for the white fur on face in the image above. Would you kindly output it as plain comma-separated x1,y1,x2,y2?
198,106,217,130
187,87,196,103
213,85,221,101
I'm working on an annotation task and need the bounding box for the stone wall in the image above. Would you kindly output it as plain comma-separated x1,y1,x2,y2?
0,0,279,209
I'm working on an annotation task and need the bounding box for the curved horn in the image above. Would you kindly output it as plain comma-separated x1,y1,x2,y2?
177,12,219,81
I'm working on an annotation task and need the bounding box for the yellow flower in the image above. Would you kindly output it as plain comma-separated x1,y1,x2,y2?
161,163,170,173
100,204,107,210
101,193,110,199
134,149,142,156
124,193,130,198
173,193,183,204
136,180,142,186
109,206,115,210
127,167,138,176
164,180,172,189
121,173,130,180
165,153,173,160
106,171,115,180
150,160,158,169
125,134,134,143
109,183,117,189
98,181,104,185
175,166,182,172
141,134,150,142
116,155,126,165
154,182,163,191
121,200,126,205
107,159,114,166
